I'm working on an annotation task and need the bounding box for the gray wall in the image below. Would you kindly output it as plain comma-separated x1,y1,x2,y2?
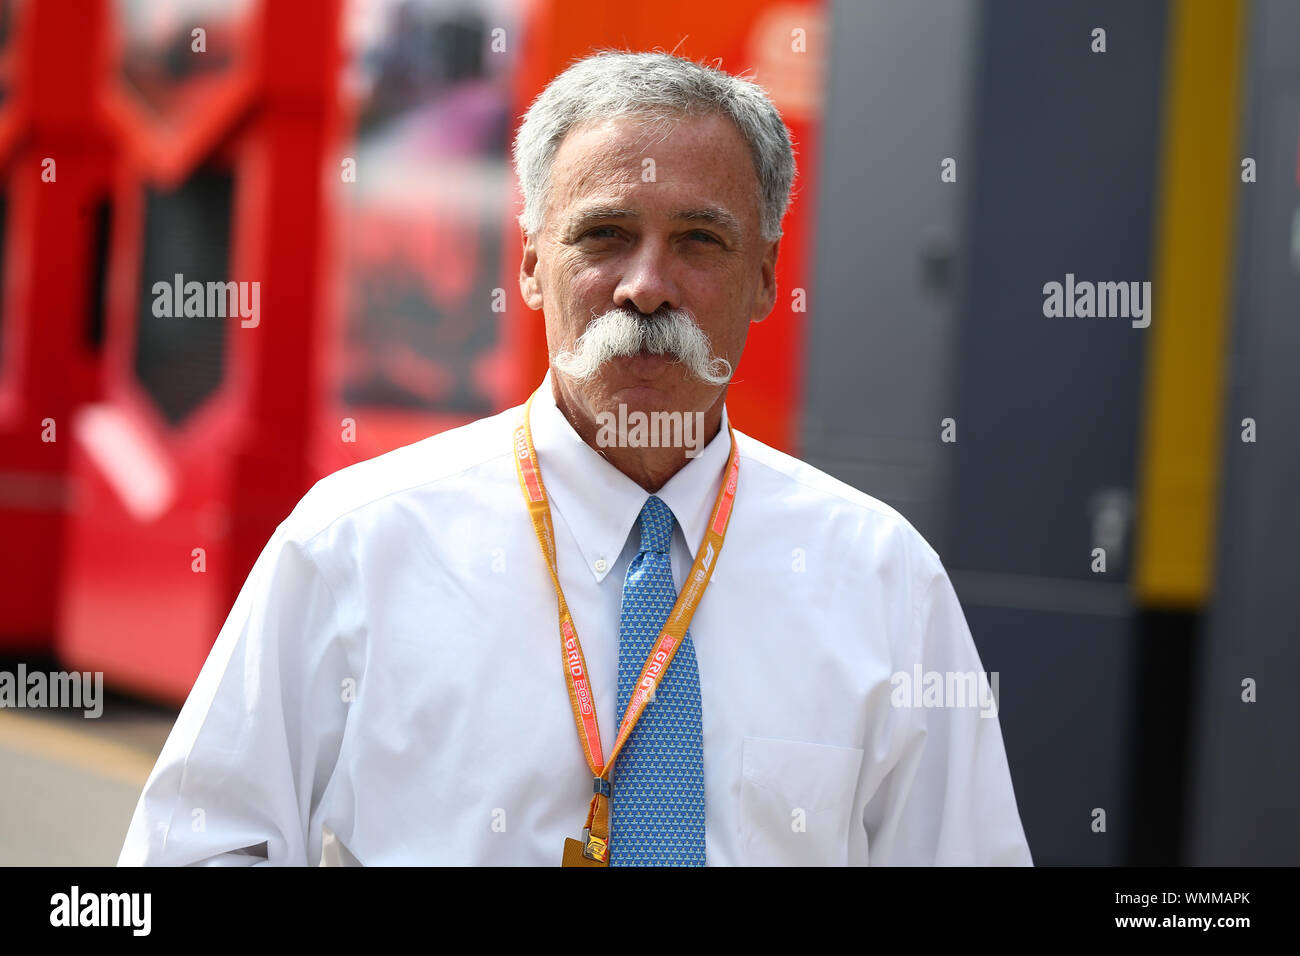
806,0,1170,864
801,0,979,549
1188,0,1300,866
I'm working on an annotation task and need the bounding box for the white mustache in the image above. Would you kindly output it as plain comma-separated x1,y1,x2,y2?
553,308,733,386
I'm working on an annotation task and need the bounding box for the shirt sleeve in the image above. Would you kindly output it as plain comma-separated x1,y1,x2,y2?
862,563,1034,866
117,521,352,866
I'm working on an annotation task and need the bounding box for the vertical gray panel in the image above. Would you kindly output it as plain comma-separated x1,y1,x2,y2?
806,0,1175,865
942,0,1167,864
1189,0,1300,866
801,0,979,547
949,1,1162,584
962,605,1136,865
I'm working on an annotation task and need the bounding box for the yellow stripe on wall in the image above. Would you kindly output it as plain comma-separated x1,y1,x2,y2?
1134,0,1248,607
0,710,158,789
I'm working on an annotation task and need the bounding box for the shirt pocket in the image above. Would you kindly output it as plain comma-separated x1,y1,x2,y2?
739,736,865,866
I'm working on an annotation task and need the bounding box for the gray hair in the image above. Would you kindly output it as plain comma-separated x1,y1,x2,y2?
511,50,797,243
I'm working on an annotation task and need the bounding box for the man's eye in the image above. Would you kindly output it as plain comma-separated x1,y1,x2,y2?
688,231,720,244
582,227,619,239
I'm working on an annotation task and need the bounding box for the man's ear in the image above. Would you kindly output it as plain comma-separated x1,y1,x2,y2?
519,223,544,312
751,237,780,323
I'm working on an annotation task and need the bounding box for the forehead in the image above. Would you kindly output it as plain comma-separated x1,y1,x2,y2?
545,111,761,230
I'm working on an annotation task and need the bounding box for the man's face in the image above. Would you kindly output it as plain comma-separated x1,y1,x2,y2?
519,111,780,425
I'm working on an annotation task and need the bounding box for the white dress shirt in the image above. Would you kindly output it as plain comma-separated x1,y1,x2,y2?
119,370,1032,866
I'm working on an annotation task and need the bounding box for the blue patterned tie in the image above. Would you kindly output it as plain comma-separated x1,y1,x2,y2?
609,495,706,866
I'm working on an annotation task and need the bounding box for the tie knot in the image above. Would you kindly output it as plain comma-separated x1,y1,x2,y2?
636,495,674,554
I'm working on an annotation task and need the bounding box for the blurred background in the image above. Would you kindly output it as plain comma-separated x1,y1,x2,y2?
0,0,1294,866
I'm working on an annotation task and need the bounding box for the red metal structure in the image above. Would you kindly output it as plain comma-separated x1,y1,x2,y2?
0,0,113,652
57,0,345,700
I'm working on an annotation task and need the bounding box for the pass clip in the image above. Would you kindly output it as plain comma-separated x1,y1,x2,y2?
582,828,609,862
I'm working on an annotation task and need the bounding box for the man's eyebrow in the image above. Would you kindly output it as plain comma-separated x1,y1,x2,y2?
673,207,742,240
564,205,743,241
565,207,638,234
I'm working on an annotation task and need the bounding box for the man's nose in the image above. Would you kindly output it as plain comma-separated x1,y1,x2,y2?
612,242,682,315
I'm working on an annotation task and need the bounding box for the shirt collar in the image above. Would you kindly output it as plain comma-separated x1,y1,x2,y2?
527,368,733,584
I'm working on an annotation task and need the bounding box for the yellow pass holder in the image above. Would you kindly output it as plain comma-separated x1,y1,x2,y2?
562,837,608,867
561,787,611,866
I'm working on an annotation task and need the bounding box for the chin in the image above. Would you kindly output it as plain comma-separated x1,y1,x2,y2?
607,374,693,410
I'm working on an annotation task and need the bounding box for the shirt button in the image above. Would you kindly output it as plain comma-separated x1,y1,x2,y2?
594,558,608,574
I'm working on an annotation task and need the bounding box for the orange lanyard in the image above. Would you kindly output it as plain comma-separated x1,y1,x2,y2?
513,386,740,863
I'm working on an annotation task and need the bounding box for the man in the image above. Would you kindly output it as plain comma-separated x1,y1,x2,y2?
119,51,1032,866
